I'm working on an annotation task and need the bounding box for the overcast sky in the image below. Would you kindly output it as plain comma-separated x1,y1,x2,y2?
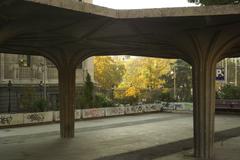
93,0,198,9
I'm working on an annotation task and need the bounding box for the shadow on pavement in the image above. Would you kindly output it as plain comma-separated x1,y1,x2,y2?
96,127,240,160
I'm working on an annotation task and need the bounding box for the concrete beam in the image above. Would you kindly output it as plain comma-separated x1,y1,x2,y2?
26,0,240,18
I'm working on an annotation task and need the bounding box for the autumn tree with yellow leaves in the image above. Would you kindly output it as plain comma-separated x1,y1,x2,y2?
94,56,126,89
115,57,174,103
94,56,175,104
118,57,174,90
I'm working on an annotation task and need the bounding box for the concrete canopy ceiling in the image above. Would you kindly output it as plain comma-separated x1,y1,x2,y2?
0,0,240,64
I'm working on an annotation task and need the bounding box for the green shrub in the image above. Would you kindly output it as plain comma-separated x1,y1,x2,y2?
32,99,49,112
94,93,114,108
76,73,94,109
20,86,37,112
217,84,240,99
83,73,94,106
159,91,175,102
76,73,115,109
76,93,114,109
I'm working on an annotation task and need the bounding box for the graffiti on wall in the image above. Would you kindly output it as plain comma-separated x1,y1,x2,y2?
105,107,125,116
27,113,44,122
83,109,104,118
53,111,60,121
0,115,13,125
75,110,81,119
144,104,161,112
125,105,144,114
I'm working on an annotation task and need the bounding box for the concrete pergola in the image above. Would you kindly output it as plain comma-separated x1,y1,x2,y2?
1,0,240,159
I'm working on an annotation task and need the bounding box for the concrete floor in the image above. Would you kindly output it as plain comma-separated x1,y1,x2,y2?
0,113,239,160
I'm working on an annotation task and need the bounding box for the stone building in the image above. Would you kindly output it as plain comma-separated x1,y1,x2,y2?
0,54,94,112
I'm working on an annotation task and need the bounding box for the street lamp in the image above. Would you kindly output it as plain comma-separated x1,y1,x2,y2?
111,85,115,99
39,80,43,99
39,58,47,100
170,67,176,100
8,80,12,113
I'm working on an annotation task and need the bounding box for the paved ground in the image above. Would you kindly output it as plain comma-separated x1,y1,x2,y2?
0,112,240,160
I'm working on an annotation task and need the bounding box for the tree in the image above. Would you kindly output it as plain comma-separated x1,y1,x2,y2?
162,59,192,102
94,56,125,89
114,57,174,103
118,57,174,90
174,60,192,101
124,86,140,104
188,0,238,5
125,86,140,98
84,73,94,102
76,72,94,108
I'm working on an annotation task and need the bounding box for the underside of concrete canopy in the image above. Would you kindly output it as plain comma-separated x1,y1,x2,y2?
1,0,240,159
0,0,240,63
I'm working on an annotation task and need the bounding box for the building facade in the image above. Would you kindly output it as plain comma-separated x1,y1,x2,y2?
0,53,94,112
0,0,94,113
82,0,93,3
78,0,93,4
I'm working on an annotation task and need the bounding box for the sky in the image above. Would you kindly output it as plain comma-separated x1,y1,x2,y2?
93,0,198,9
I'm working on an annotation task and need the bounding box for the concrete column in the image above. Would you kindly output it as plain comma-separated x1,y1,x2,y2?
192,60,216,160
0,53,4,81
58,65,76,138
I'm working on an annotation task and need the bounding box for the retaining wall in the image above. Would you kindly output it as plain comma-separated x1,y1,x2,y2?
0,102,193,127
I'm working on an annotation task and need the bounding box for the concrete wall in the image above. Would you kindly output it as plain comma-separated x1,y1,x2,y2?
0,102,193,127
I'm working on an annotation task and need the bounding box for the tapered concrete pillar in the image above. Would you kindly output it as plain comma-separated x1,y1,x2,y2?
192,59,216,160
59,65,76,138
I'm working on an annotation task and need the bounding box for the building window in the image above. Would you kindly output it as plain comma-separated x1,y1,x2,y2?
46,59,55,68
18,55,31,67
